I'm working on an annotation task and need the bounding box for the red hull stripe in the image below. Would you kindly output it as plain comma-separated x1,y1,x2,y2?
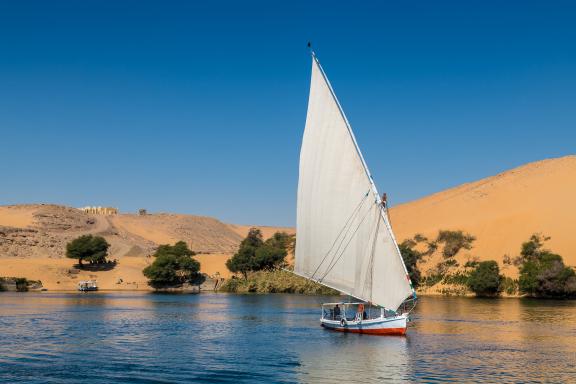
328,327,406,336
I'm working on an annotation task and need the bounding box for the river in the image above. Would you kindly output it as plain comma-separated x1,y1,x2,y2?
0,292,574,383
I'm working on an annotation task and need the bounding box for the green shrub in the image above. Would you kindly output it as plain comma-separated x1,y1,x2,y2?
413,233,428,243
399,239,423,288
143,241,205,289
464,260,479,268
15,278,28,292
443,272,470,286
517,234,576,298
219,270,338,295
423,272,444,287
501,277,518,295
226,229,292,278
437,230,476,259
467,260,503,297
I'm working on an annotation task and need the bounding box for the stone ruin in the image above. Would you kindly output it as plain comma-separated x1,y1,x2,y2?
78,206,118,215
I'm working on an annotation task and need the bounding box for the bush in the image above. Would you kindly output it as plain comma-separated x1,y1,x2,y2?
423,272,444,287
143,241,205,289
467,260,503,297
501,277,518,295
517,234,576,298
399,239,423,288
219,270,338,295
226,228,289,278
443,272,470,286
15,278,28,292
66,235,110,265
437,230,476,259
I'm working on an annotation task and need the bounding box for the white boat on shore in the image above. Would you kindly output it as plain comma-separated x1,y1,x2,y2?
78,280,98,292
294,48,417,335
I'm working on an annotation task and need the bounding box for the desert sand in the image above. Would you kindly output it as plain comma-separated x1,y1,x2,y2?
390,155,576,277
0,206,34,228
1,155,574,291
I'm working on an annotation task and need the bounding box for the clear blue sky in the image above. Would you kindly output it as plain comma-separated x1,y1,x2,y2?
1,1,574,226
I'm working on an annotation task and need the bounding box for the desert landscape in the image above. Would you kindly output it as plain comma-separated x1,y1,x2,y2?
1,155,574,292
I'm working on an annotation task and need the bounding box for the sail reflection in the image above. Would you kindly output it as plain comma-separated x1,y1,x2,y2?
297,334,408,382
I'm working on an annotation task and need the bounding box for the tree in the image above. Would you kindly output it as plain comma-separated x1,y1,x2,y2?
226,228,289,279
66,235,110,265
143,241,205,289
399,240,422,288
437,230,476,259
467,260,503,296
254,244,287,271
517,234,576,298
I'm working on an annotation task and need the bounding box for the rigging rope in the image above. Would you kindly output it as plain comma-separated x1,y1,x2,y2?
309,190,370,281
362,211,381,302
317,201,376,283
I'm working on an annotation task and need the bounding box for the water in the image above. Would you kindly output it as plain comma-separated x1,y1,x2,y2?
0,293,574,383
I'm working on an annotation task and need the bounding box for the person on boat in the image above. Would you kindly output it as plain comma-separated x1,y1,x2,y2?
333,304,341,320
356,304,366,321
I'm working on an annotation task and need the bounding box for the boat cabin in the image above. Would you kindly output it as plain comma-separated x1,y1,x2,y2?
78,280,98,292
322,302,397,322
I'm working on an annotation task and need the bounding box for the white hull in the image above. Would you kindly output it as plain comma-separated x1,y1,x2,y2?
321,314,408,335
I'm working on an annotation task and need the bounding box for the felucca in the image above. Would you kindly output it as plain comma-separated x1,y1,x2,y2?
294,49,417,335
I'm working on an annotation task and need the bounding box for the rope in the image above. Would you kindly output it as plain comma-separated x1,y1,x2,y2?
309,190,370,281
317,201,376,282
362,212,381,301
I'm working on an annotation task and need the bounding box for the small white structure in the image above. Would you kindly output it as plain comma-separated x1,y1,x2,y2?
78,280,98,292
78,206,118,215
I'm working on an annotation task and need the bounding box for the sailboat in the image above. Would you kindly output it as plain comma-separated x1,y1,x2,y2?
294,50,417,335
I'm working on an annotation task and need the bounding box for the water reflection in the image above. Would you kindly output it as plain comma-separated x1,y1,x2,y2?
0,293,574,383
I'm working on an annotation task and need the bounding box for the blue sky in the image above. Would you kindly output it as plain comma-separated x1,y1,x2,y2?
1,1,574,226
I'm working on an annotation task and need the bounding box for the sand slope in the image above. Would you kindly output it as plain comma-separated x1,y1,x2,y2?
390,155,576,275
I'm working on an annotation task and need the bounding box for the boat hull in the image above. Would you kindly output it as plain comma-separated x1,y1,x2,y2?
320,314,407,335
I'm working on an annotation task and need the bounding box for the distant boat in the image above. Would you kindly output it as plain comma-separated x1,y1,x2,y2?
78,280,98,292
294,50,417,335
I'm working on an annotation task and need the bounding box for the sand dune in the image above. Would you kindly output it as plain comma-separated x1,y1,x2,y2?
390,155,576,275
111,214,243,254
227,224,295,239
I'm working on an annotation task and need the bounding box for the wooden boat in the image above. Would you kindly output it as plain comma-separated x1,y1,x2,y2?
320,302,409,335
294,48,417,335
78,280,98,292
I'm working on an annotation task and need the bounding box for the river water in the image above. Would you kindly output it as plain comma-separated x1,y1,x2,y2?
0,292,574,383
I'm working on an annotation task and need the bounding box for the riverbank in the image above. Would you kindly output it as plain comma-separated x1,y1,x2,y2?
219,270,338,295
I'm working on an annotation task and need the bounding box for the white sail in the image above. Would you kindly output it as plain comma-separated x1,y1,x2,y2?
295,55,414,311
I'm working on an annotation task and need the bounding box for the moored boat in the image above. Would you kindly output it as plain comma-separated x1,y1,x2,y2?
294,48,417,335
78,280,98,292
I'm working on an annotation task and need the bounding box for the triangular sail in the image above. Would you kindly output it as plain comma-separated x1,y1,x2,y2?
295,54,414,311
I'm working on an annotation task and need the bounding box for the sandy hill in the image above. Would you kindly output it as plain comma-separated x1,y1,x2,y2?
0,204,290,290
390,155,576,280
